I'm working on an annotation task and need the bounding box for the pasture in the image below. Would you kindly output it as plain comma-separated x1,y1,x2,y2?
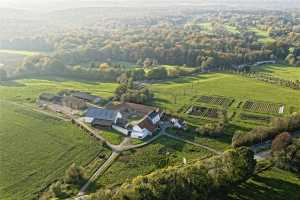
96,136,211,188
0,77,119,104
254,64,300,81
150,73,300,117
0,49,42,56
228,167,300,200
150,72,300,149
248,27,275,44
0,101,111,200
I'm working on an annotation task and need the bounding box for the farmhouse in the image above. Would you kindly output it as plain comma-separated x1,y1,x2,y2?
130,109,162,139
72,92,102,104
38,93,63,105
132,117,158,139
148,109,161,124
84,107,122,127
170,118,186,129
62,96,87,110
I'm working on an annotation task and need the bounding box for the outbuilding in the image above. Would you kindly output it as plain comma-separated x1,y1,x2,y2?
84,107,122,127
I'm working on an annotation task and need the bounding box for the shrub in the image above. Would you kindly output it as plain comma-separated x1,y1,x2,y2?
196,122,224,137
232,113,300,147
271,132,292,153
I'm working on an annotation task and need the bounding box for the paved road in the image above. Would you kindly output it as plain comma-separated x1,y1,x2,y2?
163,132,222,155
251,130,300,160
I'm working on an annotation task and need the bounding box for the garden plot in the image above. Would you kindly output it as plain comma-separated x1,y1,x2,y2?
197,95,234,107
239,113,271,123
186,106,222,119
242,100,284,114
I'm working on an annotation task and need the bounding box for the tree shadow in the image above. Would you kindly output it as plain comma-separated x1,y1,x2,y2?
227,173,300,200
14,75,115,85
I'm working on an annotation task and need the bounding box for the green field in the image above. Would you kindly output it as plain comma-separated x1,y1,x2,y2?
150,73,300,115
228,167,300,200
0,49,42,56
254,64,300,81
225,25,240,34
150,72,300,150
248,27,275,44
96,136,211,188
0,77,119,104
0,101,111,200
99,129,124,145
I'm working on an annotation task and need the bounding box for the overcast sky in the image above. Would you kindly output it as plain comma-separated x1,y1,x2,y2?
1,0,299,12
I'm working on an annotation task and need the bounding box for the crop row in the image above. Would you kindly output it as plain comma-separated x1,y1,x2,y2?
198,95,234,107
242,100,283,114
240,113,271,123
186,106,221,118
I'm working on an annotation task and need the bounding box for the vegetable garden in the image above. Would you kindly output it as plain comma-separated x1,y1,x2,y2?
239,113,271,123
242,100,284,114
186,106,222,119
197,95,234,107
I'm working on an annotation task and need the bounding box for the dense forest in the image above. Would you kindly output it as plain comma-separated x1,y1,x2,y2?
0,8,299,82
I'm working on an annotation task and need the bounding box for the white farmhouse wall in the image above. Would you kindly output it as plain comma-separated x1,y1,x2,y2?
151,114,160,124
112,125,129,136
84,117,94,123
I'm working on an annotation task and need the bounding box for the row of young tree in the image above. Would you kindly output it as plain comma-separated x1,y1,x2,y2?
86,147,256,200
228,70,300,90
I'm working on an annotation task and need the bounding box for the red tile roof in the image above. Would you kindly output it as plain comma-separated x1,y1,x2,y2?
137,117,157,133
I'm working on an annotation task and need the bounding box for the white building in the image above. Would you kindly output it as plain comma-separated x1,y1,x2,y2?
131,117,158,139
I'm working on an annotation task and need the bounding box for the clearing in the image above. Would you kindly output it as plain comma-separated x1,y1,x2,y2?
254,64,300,81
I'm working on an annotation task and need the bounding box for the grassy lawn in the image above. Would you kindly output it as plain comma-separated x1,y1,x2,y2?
254,64,300,81
0,49,42,56
96,136,212,188
0,77,119,104
228,167,300,200
99,129,124,145
166,127,232,151
0,101,111,200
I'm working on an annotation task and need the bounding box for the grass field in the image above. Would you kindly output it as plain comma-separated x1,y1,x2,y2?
0,49,42,56
150,72,300,149
225,25,240,34
96,136,211,188
0,101,111,200
254,64,300,81
99,129,124,145
150,73,300,115
248,27,275,44
228,167,300,200
0,77,119,104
